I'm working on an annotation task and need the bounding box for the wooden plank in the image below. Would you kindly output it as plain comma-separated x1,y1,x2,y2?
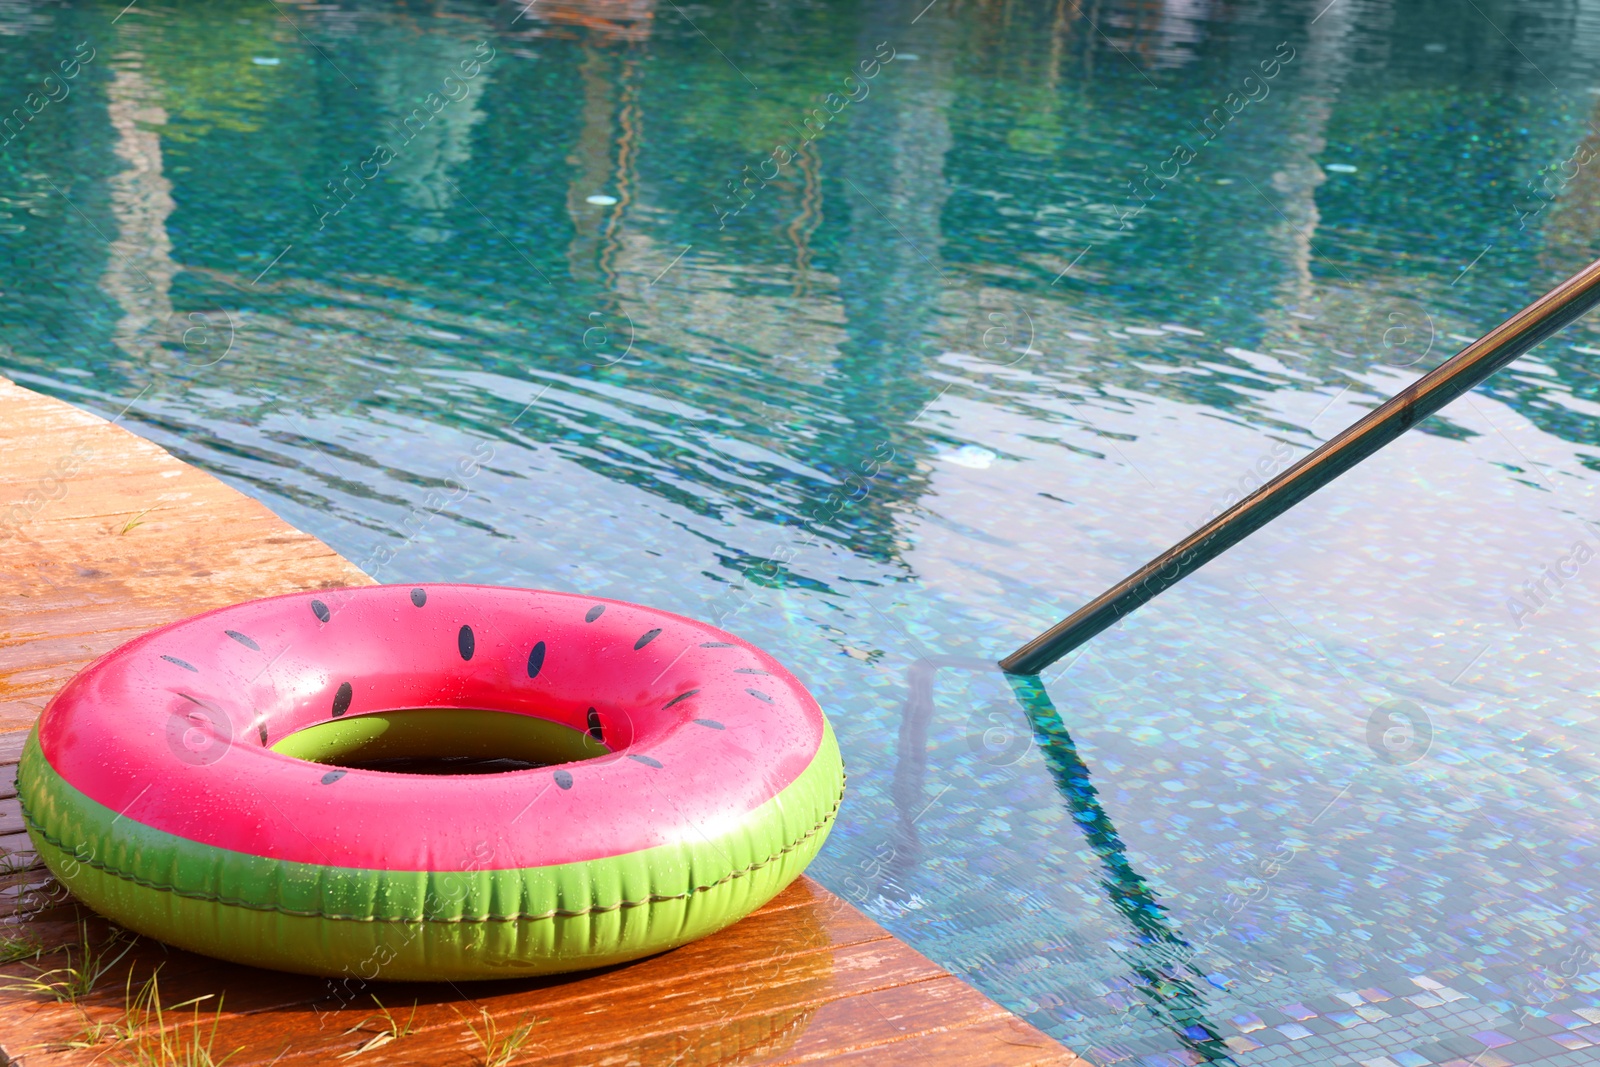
0,866,852,1004
794,1013,1087,1066
0,830,36,869
0,375,373,735
214,938,946,1065
0,732,24,764
0,877,59,924
213,979,1085,1067
0,375,1081,1065
518,975,1017,1067
0,798,22,836
0,886,909,1064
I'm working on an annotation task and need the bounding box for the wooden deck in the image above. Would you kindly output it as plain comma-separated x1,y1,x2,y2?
0,375,1084,1066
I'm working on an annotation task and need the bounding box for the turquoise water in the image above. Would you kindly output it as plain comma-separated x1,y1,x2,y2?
10,1,1600,1062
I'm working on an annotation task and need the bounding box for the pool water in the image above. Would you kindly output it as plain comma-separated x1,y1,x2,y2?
9,0,1600,1063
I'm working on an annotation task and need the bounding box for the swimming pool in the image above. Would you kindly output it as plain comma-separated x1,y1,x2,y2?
7,0,1600,1062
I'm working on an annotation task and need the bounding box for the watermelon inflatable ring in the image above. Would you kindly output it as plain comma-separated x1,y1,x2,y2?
17,585,844,980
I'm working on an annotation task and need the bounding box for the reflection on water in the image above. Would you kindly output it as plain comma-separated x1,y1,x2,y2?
897,659,1229,1060
8,0,1600,1061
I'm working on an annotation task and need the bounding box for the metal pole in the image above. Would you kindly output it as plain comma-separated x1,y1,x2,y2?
1001,255,1600,676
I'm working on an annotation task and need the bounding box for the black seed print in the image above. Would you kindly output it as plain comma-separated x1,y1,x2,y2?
311,599,330,623
458,625,475,660
259,725,269,745
734,668,768,675
161,655,198,673
693,719,725,730
700,641,732,648
332,682,353,718
628,754,663,768
225,630,260,651
634,628,662,650
321,770,346,785
410,587,427,607
554,769,573,790
663,689,700,709
585,605,605,622
745,688,773,703
527,641,546,679
586,708,603,742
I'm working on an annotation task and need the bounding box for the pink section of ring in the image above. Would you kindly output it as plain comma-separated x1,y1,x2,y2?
36,585,824,871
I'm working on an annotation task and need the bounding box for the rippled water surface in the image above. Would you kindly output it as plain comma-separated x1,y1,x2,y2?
12,0,1600,1062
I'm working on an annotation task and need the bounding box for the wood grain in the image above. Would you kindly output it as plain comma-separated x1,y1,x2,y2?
0,375,372,734
0,376,1081,1065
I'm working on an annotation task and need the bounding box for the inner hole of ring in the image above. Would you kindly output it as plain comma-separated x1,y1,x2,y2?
270,708,611,775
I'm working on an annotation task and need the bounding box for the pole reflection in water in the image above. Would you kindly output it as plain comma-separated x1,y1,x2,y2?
890,658,1229,1062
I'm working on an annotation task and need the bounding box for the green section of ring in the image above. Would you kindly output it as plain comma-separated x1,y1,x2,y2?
18,721,843,980
269,708,611,765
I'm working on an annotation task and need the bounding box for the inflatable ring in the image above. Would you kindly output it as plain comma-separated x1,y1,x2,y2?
18,584,844,980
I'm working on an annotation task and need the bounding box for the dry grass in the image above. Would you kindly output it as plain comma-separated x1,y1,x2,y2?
337,995,419,1058
0,925,43,964
118,970,239,1067
20,960,233,1067
0,851,40,875
119,507,152,535
0,921,133,1002
459,1006,542,1067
